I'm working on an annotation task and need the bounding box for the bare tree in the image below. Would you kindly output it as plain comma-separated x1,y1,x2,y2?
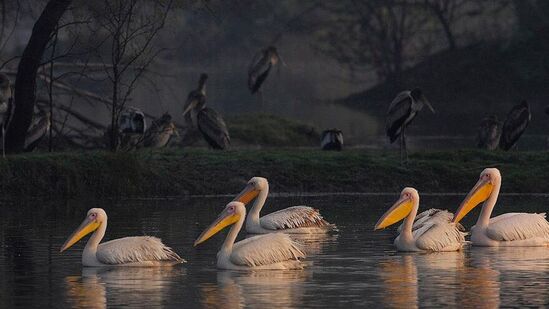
4,0,72,153
87,0,172,151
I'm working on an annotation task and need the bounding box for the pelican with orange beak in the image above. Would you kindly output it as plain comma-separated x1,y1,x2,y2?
194,201,305,270
375,188,466,252
233,177,334,234
452,168,549,246
60,208,185,266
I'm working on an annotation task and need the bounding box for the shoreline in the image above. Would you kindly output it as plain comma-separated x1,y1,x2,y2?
0,148,545,199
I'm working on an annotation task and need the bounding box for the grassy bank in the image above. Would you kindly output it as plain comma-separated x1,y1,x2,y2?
0,149,547,198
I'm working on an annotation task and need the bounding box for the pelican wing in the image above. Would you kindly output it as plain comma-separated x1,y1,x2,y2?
260,206,331,230
397,209,462,233
97,236,184,265
230,233,305,267
386,91,414,143
415,221,466,251
486,213,549,241
197,107,230,149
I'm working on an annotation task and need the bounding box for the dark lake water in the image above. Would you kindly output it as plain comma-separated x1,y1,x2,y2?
1,194,548,308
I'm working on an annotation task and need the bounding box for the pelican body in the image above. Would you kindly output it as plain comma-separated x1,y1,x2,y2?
248,46,281,94
60,208,185,266
499,100,531,151
321,129,343,151
375,188,465,252
194,201,305,270
453,168,549,246
182,73,230,150
234,177,333,234
477,115,500,150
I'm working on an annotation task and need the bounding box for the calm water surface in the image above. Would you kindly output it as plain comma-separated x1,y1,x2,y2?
0,194,548,308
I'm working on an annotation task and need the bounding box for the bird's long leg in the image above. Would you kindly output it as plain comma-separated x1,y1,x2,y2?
2,127,4,158
402,126,408,163
259,89,264,112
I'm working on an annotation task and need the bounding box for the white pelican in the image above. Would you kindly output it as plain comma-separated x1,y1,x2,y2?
452,168,549,246
233,177,334,234
374,187,465,252
60,208,185,266
194,201,305,270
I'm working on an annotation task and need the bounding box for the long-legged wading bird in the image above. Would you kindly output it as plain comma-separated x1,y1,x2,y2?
499,100,531,150
374,187,466,252
477,115,500,150
320,129,343,151
182,74,230,150
143,113,178,148
386,88,435,162
194,201,306,270
233,177,334,234
452,168,549,246
24,111,51,152
60,208,185,266
248,46,283,95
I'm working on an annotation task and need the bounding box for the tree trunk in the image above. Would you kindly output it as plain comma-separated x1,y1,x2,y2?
5,0,72,153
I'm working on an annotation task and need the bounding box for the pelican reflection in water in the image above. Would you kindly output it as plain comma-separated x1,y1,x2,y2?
65,267,184,309
200,270,307,309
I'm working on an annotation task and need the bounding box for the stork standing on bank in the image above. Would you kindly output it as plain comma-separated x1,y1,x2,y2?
386,88,434,162
182,74,230,150
143,113,178,148
248,46,284,108
499,100,531,151
477,115,500,150
24,111,51,152
321,129,343,151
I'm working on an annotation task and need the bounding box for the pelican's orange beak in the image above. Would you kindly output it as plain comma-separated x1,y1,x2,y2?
374,195,414,230
233,183,260,205
452,178,493,223
194,208,240,246
60,216,101,252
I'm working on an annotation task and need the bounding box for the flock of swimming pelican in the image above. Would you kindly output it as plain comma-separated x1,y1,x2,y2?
60,168,549,270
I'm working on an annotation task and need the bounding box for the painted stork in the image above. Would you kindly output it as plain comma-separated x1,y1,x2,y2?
60,208,185,266
499,100,531,150
320,129,343,151
477,115,500,150
183,74,230,150
118,107,146,150
143,113,178,148
375,187,466,252
248,46,282,95
24,111,51,152
385,88,434,162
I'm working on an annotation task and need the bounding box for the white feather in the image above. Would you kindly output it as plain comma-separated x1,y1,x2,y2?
415,221,466,251
260,206,331,230
97,236,184,265
486,213,549,241
230,233,305,267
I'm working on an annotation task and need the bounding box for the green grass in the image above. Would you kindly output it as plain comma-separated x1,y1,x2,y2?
0,149,546,198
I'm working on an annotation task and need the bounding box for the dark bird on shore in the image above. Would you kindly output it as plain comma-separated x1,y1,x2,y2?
499,100,531,151
143,113,178,148
321,129,343,151
24,111,51,152
183,74,230,150
183,73,207,126
385,88,435,162
477,115,501,150
248,46,283,94
118,107,146,149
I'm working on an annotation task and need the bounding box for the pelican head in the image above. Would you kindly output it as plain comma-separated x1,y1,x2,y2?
60,208,107,252
452,168,501,223
374,187,419,230
233,177,267,205
194,201,244,246
411,88,435,113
